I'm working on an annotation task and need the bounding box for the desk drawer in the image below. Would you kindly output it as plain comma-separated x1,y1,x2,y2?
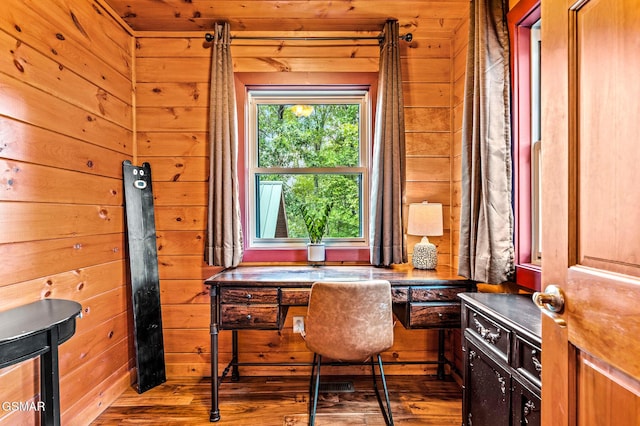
411,286,466,302
220,288,279,304
392,287,409,303
280,288,309,306
220,305,280,329
410,302,460,328
467,310,510,361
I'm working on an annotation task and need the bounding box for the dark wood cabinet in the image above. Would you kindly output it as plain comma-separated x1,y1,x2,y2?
459,293,541,426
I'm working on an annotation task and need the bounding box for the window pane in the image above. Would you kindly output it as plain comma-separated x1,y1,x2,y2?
531,19,542,143
248,89,370,248
531,18,542,263
532,140,542,262
257,104,360,168
255,173,362,239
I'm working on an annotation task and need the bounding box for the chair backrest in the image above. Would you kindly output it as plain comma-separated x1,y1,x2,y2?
304,280,394,362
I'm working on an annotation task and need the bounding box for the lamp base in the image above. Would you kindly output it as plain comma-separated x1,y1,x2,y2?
412,237,438,269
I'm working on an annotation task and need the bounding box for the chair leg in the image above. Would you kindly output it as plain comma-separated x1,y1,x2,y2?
308,353,316,413
370,354,394,425
309,354,322,426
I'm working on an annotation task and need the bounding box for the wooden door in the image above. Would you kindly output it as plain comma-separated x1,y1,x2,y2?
540,0,640,424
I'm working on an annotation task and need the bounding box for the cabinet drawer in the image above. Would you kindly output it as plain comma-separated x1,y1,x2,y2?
516,335,542,386
512,375,541,426
410,302,460,328
220,305,280,329
467,310,511,361
220,288,279,304
411,286,466,302
280,288,309,306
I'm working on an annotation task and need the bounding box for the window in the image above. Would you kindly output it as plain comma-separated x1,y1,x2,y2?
246,89,370,249
508,0,542,290
530,20,542,264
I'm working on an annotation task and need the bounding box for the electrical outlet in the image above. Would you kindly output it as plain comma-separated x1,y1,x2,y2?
293,316,305,334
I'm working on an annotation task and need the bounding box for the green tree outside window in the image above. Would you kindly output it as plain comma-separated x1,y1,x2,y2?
256,102,363,240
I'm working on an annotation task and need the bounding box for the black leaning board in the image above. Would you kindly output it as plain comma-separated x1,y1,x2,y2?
122,160,166,393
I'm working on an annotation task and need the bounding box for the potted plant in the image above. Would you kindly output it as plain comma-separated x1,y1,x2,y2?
299,201,332,265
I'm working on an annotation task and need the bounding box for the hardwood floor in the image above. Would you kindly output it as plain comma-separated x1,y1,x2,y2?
91,375,462,425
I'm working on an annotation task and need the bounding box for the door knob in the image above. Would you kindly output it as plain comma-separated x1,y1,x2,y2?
533,284,565,313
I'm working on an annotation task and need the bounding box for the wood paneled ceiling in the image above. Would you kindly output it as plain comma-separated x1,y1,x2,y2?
101,0,470,37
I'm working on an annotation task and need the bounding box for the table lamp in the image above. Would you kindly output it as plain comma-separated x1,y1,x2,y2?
407,201,443,269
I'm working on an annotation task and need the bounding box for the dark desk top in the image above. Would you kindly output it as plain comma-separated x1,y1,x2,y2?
459,292,541,341
0,299,82,343
206,264,470,287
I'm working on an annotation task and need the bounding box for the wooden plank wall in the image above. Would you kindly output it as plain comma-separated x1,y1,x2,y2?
0,0,134,424
404,35,455,267
452,16,469,277
135,37,220,380
0,1,469,422
135,29,462,379
450,17,470,377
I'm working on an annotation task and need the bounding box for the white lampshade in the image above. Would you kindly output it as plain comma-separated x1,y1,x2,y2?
407,202,443,237
407,202,443,269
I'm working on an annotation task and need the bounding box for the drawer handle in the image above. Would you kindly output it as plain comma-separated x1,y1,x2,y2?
246,314,252,321
468,350,477,367
246,294,253,300
524,400,537,421
495,370,506,398
473,316,501,344
532,350,542,373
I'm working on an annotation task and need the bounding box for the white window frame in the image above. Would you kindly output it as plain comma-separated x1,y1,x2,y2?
246,89,371,249
530,20,542,265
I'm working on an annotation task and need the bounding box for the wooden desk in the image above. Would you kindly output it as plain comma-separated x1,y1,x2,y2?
0,299,82,426
205,264,474,422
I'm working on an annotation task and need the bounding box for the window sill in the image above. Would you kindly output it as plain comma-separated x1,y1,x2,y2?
515,263,541,292
242,247,371,263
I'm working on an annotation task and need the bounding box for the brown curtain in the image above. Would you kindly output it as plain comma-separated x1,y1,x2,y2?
458,0,514,283
205,22,243,267
370,20,407,267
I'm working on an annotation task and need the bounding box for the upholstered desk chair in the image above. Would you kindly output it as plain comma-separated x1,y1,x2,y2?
303,280,394,425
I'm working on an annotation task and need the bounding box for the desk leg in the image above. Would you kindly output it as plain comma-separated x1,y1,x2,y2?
231,331,239,381
210,288,220,422
437,329,445,380
41,327,61,426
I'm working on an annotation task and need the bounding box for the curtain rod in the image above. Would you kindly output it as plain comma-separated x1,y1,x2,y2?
204,33,413,43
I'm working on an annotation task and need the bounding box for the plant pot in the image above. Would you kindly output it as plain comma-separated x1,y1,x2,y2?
307,243,325,265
